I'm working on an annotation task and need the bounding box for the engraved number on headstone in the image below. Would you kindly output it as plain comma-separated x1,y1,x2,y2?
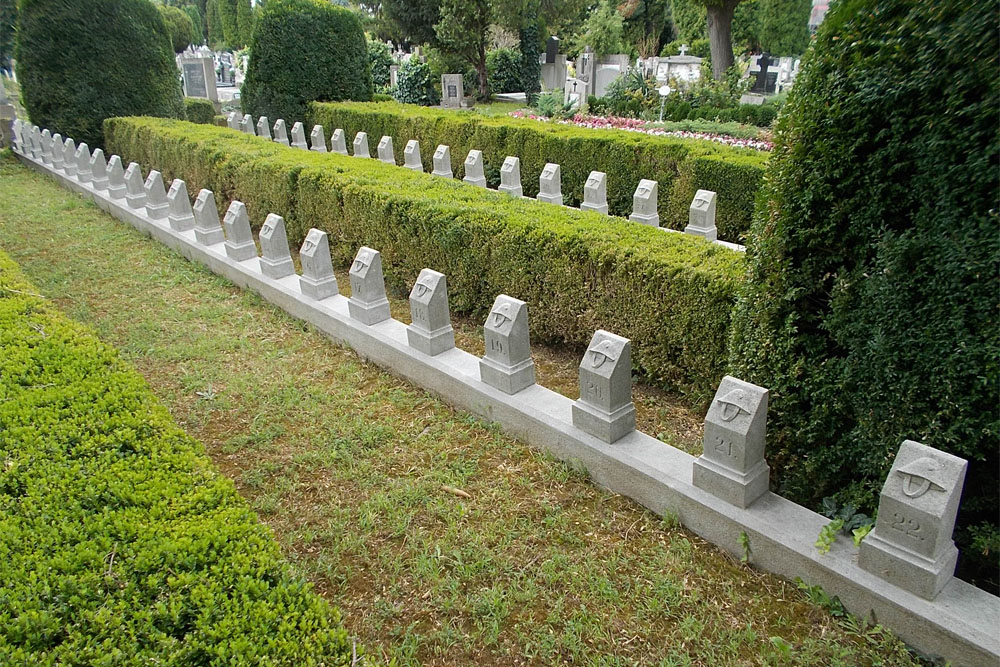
585,380,602,400
413,305,427,322
713,436,733,457
890,513,924,541
490,338,504,353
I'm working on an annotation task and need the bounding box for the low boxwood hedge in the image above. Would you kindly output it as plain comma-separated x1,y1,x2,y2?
184,97,216,124
104,116,746,402
307,101,769,244
0,249,355,663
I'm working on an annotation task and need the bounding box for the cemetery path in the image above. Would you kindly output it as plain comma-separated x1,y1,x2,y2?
0,155,921,666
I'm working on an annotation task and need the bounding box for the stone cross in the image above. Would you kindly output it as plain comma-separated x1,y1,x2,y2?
124,162,147,209
859,440,968,600
222,201,258,261
273,119,290,147
258,213,296,279
331,128,348,155
256,116,272,140
679,44,689,56
50,133,64,169
193,189,226,245
240,114,254,134
499,156,522,197
406,269,456,356
479,294,535,394
352,131,370,158
89,148,109,191
629,179,659,226
106,155,127,200
62,139,78,177
463,150,487,187
310,125,327,152
751,52,772,94
166,179,196,231
143,170,169,220
298,228,339,300
692,376,770,508
432,145,453,178
377,135,395,165
580,171,608,215
40,129,52,164
537,163,563,205
403,140,422,171
227,112,240,130
571,330,636,443
685,189,718,241
348,246,391,325
290,122,309,150
75,143,93,184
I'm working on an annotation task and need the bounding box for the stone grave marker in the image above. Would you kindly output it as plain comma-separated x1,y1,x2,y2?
859,440,968,600
74,142,93,184
29,126,41,159
442,74,463,108
331,128,348,155
180,56,218,102
124,162,147,209
62,138,78,177
629,179,659,226
348,246,391,325
10,119,21,155
537,163,563,205
143,170,169,220
546,36,560,63
432,145,453,178
166,179,196,231
406,269,456,356
308,125,326,152
479,295,535,394
463,150,486,187
685,189,718,241
572,330,636,443
106,155,127,200
223,201,258,261
499,156,522,197
580,171,608,215
352,131,370,158
290,122,309,150
89,148,109,191
389,64,399,88
298,228,339,300
258,214,296,279
193,189,226,245
240,114,254,134
377,135,395,165
256,116,272,140
227,112,240,130
273,119,290,147
40,129,52,164
403,140,423,171
50,133,64,170
692,376,770,508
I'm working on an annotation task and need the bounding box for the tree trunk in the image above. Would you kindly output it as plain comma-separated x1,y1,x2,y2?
476,46,489,100
707,0,740,80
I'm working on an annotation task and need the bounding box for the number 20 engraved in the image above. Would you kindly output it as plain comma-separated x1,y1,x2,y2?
891,513,924,541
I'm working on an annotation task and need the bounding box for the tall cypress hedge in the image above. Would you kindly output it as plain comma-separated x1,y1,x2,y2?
241,0,371,124
728,0,999,589
14,0,183,148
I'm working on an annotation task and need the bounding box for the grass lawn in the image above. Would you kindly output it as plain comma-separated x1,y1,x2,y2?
0,153,921,665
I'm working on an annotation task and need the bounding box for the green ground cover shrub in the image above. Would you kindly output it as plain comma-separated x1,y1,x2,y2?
308,101,768,243
728,0,999,590
105,116,747,401
241,0,371,127
14,0,183,148
184,97,216,124
0,248,354,662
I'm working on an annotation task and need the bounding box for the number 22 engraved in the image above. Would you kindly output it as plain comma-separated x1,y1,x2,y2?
891,513,923,541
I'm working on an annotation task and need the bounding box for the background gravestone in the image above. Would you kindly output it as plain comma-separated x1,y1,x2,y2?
692,376,770,508
442,74,463,108
580,171,608,215
353,131,370,158
227,112,240,130
572,330,636,443
432,145,453,178
290,122,309,150
273,119,290,147
859,440,968,600
331,129,348,154
299,228,339,300
180,56,218,103
310,125,327,152
377,136,395,165
463,150,487,187
499,156,523,197
685,189,718,241
348,247,392,325
406,269,455,356
480,295,535,394
537,163,563,205
629,179,659,226
240,114,254,134
256,116,272,140
404,140,423,171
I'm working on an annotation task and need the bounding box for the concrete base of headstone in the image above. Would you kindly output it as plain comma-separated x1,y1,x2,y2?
571,401,636,444
859,532,959,601
581,202,609,215
463,175,487,188
432,167,453,179
406,324,455,356
537,192,563,206
146,202,169,221
91,175,109,191
404,161,423,172
684,224,718,242
480,357,535,395
225,239,258,262
348,296,391,326
299,274,339,301
692,457,770,509
126,192,146,209
630,212,660,227
739,93,766,106
108,183,127,200
258,255,294,280
168,211,196,232
499,184,523,198
195,226,225,246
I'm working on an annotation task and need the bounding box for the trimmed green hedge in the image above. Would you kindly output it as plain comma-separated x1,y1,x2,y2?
0,249,354,662
308,101,769,243
105,116,746,402
184,97,216,124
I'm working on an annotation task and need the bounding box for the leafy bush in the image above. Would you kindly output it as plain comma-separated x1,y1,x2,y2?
486,48,522,94
241,0,372,124
158,4,196,53
14,0,183,148
728,0,999,590
368,39,394,92
106,116,747,401
0,248,355,662
393,58,439,106
308,100,768,241
518,21,541,104
184,97,216,124
532,90,574,119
